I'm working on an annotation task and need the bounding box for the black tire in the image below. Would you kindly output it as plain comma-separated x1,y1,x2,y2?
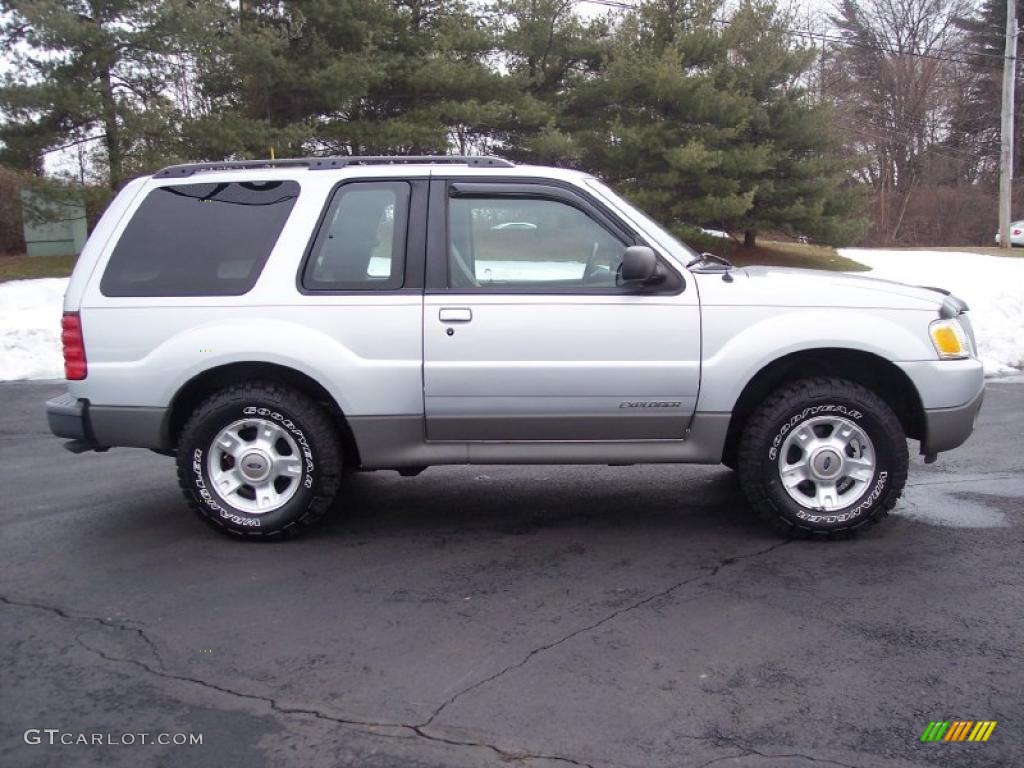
737,377,908,539
176,382,343,539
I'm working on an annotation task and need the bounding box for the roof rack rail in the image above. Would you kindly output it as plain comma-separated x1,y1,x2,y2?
154,155,514,178
310,155,514,170
154,159,311,178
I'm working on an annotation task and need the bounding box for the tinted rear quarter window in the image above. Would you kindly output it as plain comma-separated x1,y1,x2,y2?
101,180,300,297
302,181,410,291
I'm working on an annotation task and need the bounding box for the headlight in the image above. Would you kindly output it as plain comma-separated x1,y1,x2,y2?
929,318,970,359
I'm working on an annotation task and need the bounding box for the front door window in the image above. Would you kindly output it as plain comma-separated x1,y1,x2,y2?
447,196,625,290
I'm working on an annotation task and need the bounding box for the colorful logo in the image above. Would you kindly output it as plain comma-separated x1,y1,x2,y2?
920,721,997,742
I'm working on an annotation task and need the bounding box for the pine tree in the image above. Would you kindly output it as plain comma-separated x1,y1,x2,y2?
725,0,866,246
493,0,612,162
0,0,212,188
188,0,519,159
548,0,864,246
567,0,761,229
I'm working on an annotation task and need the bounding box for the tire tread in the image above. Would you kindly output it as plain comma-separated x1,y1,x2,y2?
737,377,908,539
175,381,343,539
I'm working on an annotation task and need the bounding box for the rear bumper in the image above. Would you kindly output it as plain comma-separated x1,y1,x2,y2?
920,385,985,456
46,392,92,442
46,393,170,451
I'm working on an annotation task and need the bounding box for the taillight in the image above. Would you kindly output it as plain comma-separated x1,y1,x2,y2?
1014,228,1022,236
61,312,87,380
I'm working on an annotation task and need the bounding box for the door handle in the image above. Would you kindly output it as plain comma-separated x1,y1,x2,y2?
439,308,472,323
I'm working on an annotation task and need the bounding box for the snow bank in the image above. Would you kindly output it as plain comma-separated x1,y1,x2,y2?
840,249,1024,375
700,228,730,239
474,259,585,281
0,278,68,381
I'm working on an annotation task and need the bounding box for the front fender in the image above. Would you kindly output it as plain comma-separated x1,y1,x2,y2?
697,306,936,413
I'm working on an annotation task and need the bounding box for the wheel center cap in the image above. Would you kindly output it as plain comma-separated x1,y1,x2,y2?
239,450,271,481
811,448,843,479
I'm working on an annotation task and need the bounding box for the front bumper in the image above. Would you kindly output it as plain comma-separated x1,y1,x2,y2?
46,393,170,452
895,358,985,457
920,385,985,455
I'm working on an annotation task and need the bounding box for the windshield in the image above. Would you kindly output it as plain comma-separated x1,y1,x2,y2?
583,178,699,264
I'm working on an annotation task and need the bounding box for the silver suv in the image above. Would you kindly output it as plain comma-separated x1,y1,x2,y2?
46,156,985,539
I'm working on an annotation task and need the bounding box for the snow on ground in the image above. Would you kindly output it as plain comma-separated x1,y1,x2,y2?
0,278,68,381
473,259,585,281
700,228,731,239
371,255,586,281
840,249,1024,376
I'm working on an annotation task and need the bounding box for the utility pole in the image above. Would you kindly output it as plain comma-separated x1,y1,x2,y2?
820,30,826,103
998,0,1018,249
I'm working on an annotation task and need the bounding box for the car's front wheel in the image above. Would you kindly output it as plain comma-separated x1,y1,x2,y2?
737,377,908,538
176,382,343,539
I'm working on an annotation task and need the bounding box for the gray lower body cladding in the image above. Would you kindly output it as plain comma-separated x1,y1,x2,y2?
46,394,170,451
347,413,731,467
920,387,985,455
46,386,983,466
46,392,731,466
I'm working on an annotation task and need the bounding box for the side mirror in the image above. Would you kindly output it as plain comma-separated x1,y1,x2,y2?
619,245,659,284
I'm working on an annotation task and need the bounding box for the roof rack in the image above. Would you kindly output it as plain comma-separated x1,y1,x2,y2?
153,155,514,178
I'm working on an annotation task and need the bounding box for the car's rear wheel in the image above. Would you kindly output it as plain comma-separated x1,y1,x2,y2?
176,382,343,539
737,377,908,538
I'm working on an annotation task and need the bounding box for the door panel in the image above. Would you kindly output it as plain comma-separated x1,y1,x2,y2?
423,179,700,442
424,296,699,440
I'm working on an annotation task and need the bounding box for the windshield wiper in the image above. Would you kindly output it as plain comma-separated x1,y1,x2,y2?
686,252,734,270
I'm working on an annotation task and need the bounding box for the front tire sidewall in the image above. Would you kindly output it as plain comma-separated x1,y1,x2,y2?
183,402,320,537
765,403,892,528
751,395,903,534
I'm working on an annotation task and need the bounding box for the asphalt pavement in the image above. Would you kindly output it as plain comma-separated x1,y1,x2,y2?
1,380,1022,768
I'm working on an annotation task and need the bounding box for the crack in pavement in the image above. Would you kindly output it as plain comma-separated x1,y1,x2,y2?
729,748,864,768
661,718,869,768
681,728,868,767
907,472,1020,488
2,538,790,768
694,745,865,768
73,631,597,768
419,540,792,729
3,595,595,768
694,751,748,768
0,594,166,669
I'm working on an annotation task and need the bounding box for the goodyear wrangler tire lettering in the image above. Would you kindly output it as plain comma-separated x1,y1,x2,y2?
176,382,343,539
794,471,889,524
242,405,315,485
768,405,863,460
737,377,908,539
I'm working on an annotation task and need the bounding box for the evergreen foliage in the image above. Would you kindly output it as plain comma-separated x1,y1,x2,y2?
0,0,881,242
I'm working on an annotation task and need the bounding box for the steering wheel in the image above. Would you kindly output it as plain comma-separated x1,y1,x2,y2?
582,242,612,285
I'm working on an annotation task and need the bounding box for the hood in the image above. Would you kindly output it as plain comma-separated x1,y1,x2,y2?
693,265,950,311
